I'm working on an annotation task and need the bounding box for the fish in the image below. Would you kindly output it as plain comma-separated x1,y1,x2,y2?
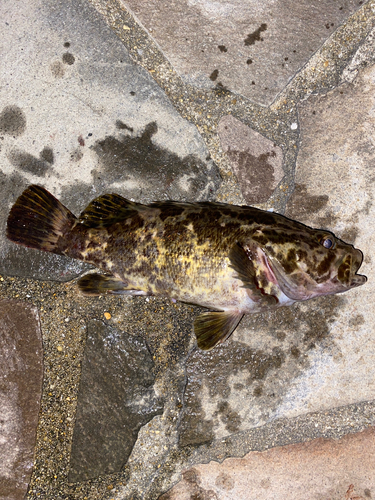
6,185,367,350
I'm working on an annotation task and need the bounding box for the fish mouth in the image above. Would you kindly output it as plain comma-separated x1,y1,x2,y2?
337,248,367,289
337,248,367,288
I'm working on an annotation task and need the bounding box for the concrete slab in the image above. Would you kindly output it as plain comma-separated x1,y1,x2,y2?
121,0,362,105
0,0,220,281
283,62,375,419
161,426,375,500
0,300,43,500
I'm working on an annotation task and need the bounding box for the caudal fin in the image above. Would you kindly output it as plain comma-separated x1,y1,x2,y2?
6,185,76,255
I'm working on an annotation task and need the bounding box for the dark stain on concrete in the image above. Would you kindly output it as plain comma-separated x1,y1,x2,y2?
244,23,267,46
115,120,134,132
285,183,338,229
217,401,241,433
226,149,276,204
92,121,221,201
340,226,358,244
68,319,163,482
218,45,227,53
210,69,219,81
349,314,365,328
7,149,51,176
159,468,218,500
286,184,329,218
70,147,84,162
62,52,75,65
39,146,54,164
0,105,26,136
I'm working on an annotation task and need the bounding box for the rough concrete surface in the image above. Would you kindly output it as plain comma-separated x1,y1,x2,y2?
1,0,375,499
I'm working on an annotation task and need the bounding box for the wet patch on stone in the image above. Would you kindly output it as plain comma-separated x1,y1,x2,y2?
178,295,344,446
62,52,75,65
68,319,163,482
0,300,43,500
0,105,26,137
218,115,283,204
244,23,267,46
7,149,52,176
92,121,221,202
286,184,329,218
159,468,218,500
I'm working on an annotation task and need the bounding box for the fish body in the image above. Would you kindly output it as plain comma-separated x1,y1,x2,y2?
6,185,367,349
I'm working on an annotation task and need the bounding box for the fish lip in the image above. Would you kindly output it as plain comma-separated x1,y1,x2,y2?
350,273,367,287
348,248,367,288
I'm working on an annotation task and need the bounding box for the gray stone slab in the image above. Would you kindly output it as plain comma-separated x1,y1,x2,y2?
161,426,375,500
0,0,220,281
0,300,43,500
178,295,344,446
279,62,375,420
68,319,163,482
178,61,375,447
218,115,284,204
121,0,362,105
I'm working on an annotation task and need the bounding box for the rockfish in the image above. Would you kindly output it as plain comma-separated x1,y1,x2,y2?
6,185,367,350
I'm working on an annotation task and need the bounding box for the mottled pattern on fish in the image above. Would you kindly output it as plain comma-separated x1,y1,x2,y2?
6,185,367,350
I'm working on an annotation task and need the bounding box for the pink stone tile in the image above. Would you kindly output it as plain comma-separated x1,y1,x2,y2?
162,427,375,499
0,300,43,500
218,115,283,204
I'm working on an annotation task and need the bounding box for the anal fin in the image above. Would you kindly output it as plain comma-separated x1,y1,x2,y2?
77,273,149,296
194,311,243,350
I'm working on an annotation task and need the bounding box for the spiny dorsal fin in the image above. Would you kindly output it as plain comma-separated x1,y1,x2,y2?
78,193,146,228
229,243,277,305
194,311,243,350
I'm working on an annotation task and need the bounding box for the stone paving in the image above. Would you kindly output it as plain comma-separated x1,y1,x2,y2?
1,0,375,499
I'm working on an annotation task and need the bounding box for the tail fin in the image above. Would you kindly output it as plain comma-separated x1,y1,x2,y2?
6,185,76,255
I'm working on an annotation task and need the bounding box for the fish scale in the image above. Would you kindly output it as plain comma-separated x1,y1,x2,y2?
6,185,367,350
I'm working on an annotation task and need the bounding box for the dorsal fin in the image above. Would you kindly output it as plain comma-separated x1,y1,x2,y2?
78,193,145,228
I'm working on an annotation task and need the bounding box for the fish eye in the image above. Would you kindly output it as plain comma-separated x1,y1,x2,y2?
320,236,335,249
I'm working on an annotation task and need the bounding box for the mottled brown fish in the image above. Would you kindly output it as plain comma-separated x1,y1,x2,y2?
7,185,367,350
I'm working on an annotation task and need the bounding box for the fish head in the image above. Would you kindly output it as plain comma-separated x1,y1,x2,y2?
250,225,367,301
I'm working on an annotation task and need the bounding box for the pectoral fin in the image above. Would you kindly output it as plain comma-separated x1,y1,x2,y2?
77,273,149,296
229,243,277,305
194,311,243,350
